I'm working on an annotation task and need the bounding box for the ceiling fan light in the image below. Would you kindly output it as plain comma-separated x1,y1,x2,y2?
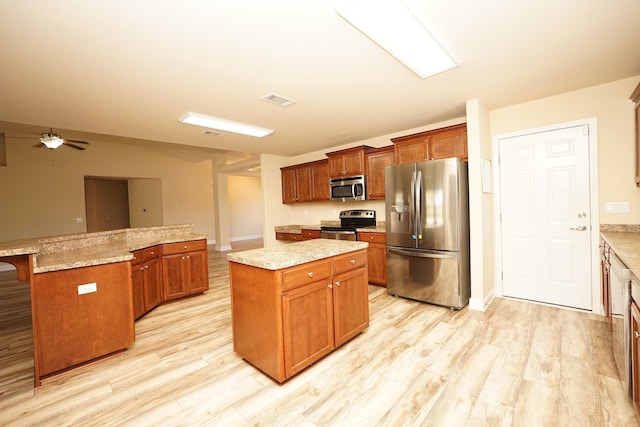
40,134,64,149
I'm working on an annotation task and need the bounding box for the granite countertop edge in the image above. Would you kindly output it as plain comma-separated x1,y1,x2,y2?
227,239,369,270
0,227,207,273
600,231,640,278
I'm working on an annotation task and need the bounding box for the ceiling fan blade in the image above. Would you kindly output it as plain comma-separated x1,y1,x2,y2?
64,142,86,150
65,139,90,145
33,142,44,147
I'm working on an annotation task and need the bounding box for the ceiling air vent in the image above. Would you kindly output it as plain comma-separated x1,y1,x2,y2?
261,93,296,107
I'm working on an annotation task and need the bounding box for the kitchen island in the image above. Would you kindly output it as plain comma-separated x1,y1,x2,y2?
0,224,207,386
228,239,369,383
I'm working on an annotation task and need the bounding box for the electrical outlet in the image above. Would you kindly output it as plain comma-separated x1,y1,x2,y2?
78,282,97,295
76,217,83,223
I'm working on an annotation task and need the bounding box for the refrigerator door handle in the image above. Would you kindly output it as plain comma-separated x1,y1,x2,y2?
415,170,423,240
409,171,416,238
388,247,456,259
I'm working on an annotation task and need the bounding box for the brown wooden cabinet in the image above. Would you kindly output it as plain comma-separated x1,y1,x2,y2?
358,231,387,286
392,123,468,164
131,246,163,319
310,160,330,201
229,249,368,383
326,146,371,178
365,146,394,200
631,82,640,187
162,239,208,301
281,160,329,204
31,261,135,383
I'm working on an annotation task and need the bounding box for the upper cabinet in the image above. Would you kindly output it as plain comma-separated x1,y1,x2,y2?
365,146,394,200
281,159,329,204
631,82,640,187
391,123,468,165
326,146,372,179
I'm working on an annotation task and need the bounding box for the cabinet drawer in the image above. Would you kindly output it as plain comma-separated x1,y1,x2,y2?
142,246,160,260
276,232,302,241
282,259,332,291
333,250,368,274
162,239,206,255
301,229,321,239
358,232,386,244
131,250,143,264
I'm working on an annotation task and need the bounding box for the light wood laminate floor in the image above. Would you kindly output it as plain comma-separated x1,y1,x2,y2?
1,239,639,426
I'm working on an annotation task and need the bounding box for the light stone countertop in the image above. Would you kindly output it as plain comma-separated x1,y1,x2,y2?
227,239,368,270
274,222,386,234
601,231,640,278
0,225,207,273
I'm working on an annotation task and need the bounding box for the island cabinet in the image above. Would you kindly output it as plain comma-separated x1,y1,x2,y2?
325,145,372,178
229,248,369,383
131,246,163,319
392,123,467,164
358,231,387,286
31,261,135,384
162,239,208,301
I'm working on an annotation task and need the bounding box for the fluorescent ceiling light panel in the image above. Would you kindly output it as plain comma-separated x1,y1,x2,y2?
179,112,273,138
334,0,458,79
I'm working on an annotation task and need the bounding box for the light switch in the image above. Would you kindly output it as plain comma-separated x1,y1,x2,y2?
76,217,83,223
78,282,97,295
605,202,630,213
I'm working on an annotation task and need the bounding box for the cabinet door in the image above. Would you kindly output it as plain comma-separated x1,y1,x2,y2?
632,301,640,411
365,147,394,199
394,138,427,164
186,250,209,294
332,266,369,347
296,166,312,202
343,150,365,175
143,257,163,311
131,262,145,319
428,125,467,160
163,254,187,300
281,168,297,204
282,280,334,378
310,160,330,201
328,154,345,178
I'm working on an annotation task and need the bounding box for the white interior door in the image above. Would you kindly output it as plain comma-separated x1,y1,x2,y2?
499,124,592,310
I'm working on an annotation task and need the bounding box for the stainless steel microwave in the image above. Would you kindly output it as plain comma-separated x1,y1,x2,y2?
330,175,366,201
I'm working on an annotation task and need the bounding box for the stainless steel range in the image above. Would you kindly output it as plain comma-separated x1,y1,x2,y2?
320,210,376,241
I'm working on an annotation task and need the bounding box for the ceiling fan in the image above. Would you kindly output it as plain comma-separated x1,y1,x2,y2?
33,128,90,150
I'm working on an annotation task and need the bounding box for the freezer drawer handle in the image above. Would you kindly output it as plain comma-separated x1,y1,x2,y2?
388,248,456,259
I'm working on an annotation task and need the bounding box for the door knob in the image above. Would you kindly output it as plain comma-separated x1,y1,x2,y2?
569,225,587,231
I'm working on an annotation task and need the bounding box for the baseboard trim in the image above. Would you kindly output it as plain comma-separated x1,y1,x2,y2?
468,290,495,312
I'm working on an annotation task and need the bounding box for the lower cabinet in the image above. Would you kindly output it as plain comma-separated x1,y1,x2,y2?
31,261,135,384
230,249,369,382
358,231,387,286
162,240,209,301
131,246,162,319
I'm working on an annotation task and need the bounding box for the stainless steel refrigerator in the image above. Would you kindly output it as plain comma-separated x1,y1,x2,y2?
385,158,470,309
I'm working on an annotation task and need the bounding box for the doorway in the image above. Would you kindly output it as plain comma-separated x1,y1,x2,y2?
84,177,130,232
495,118,599,311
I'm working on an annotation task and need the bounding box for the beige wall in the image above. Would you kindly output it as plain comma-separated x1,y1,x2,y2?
228,175,263,240
490,75,640,224
0,130,216,241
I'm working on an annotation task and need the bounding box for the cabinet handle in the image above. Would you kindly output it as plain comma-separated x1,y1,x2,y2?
635,331,640,339
350,259,356,264
307,272,314,278
328,284,333,289
184,245,188,249
335,281,341,286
